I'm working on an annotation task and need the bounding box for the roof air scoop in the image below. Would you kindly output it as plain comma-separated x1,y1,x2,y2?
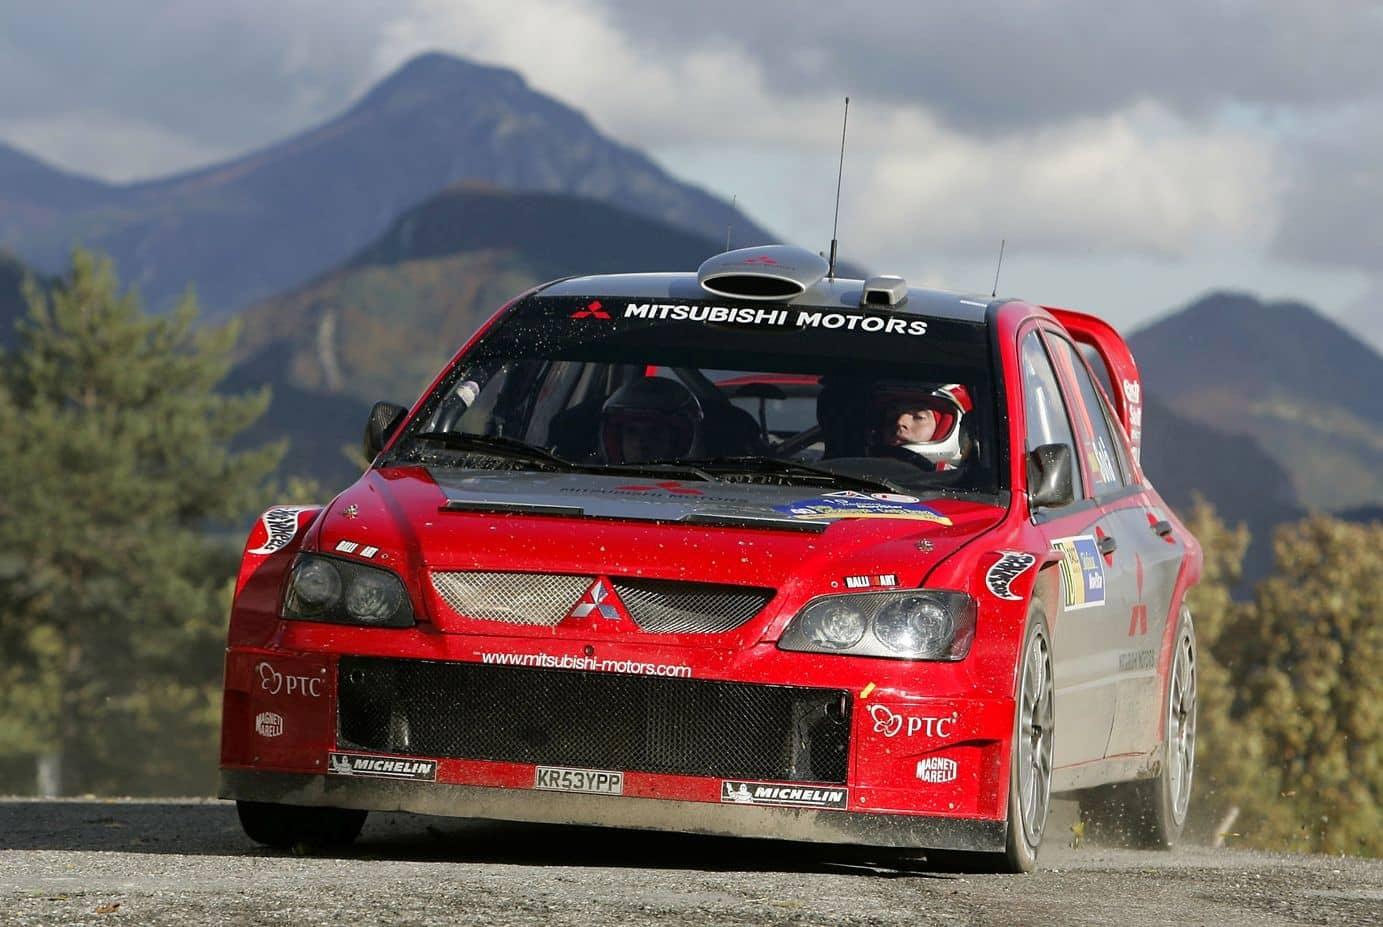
697,245,829,301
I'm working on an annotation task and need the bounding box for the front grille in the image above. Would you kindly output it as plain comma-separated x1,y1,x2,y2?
337,656,850,783
431,571,589,626
610,578,770,633
429,571,773,634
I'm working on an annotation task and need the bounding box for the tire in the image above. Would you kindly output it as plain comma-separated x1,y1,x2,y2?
990,599,1056,873
236,800,368,850
1081,607,1197,849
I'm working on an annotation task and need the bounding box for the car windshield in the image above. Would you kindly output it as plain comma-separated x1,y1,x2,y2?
389,294,1004,496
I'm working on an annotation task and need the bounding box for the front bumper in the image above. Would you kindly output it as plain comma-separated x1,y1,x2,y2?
220,768,1007,852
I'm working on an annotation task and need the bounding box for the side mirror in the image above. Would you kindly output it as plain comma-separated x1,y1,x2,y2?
1028,443,1075,509
363,401,409,462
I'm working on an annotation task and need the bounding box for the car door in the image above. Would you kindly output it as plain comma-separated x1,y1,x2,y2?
1045,332,1175,760
1017,327,1118,768
1058,337,1189,757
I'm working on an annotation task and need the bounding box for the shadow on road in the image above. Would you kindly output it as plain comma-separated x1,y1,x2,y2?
0,800,972,878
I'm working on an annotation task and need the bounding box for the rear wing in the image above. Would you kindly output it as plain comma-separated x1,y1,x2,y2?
1042,306,1143,461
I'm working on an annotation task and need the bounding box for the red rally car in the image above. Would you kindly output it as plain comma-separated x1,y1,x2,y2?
220,245,1201,872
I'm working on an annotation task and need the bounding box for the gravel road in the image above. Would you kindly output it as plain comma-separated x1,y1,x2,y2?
2,798,1379,926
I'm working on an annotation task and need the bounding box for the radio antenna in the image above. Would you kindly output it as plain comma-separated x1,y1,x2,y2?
827,96,850,278
726,194,736,252
990,238,1006,298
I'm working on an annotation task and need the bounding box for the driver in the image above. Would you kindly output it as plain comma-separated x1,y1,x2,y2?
868,383,972,470
599,376,703,464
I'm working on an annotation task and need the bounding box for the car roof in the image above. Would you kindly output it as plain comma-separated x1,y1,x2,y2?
538,273,1002,324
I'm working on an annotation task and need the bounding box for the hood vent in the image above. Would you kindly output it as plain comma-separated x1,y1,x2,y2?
861,275,908,307
697,246,829,301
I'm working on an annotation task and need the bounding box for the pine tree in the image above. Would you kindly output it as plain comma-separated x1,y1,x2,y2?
0,250,284,795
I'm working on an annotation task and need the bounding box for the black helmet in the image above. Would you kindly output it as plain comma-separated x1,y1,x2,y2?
600,376,703,463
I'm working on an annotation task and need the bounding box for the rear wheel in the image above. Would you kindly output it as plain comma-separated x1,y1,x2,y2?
992,600,1055,873
1082,607,1197,848
236,800,367,850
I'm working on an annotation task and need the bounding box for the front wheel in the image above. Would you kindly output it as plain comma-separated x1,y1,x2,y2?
236,800,367,850
993,600,1055,873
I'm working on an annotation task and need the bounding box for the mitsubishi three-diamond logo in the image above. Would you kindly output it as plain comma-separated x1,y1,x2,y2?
570,300,610,319
568,578,627,622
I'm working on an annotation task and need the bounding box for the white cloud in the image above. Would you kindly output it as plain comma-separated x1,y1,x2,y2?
852,103,1280,260
2,112,236,182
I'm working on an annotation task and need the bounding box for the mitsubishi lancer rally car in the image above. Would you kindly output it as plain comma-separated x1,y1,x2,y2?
220,245,1201,872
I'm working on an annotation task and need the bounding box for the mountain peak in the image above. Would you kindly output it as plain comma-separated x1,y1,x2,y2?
351,52,528,113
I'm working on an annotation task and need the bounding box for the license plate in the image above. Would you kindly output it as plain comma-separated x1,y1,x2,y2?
534,765,624,795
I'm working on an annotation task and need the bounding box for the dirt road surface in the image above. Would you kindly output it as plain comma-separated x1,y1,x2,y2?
1,798,1379,926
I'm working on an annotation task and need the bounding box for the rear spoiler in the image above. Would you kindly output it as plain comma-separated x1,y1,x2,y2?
1042,306,1143,461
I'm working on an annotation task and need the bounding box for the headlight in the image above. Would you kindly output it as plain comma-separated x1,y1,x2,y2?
283,554,414,628
778,589,975,660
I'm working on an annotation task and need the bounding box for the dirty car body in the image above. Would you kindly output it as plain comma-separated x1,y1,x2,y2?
220,247,1202,871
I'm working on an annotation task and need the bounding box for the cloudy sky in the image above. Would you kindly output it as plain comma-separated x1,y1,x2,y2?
3,0,1381,345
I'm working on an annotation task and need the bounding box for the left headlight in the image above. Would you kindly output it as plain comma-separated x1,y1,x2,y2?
282,554,415,628
777,589,976,660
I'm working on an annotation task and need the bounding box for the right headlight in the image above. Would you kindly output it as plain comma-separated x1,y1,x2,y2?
282,554,415,628
777,589,976,660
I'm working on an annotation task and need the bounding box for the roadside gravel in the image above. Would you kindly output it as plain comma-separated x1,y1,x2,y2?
2,799,1379,926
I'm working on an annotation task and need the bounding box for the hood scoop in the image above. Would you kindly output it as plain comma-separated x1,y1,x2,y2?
697,245,829,301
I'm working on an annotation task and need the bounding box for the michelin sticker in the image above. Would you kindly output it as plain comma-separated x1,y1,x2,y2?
1051,535,1106,610
985,552,1037,601
775,495,953,525
247,506,314,555
720,781,848,810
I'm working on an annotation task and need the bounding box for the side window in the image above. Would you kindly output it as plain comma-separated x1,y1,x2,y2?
1019,331,1084,501
1050,335,1125,495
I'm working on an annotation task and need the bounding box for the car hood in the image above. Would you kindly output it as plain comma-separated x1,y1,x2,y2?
311,467,1007,608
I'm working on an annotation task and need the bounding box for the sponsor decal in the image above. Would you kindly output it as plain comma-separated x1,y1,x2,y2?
1128,552,1148,636
775,496,953,525
844,573,899,589
1122,379,1141,405
247,506,313,555
1119,649,1156,672
534,766,624,795
866,704,958,739
916,757,958,784
342,504,359,519
985,552,1037,601
1051,535,1106,610
823,490,920,504
256,661,324,698
254,712,283,738
615,480,703,496
567,579,626,622
570,299,611,320
479,651,692,678
720,781,848,810
622,302,928,337
334,539,379,558
327,752,437,781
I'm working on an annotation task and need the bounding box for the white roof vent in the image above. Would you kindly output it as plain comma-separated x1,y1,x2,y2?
697,245,829,301
861,275,908,307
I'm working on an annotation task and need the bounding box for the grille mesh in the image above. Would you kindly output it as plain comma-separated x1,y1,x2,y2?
430,571,590,626
337,656,850,783
611,578,770,634
430,571,772,634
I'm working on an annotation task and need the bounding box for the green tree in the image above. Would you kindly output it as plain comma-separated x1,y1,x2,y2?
0,250,283,796
1226,516,1383,855
1180,499,1270,841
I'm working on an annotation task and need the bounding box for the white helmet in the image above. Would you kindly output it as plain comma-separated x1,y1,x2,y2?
871,383,973,468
